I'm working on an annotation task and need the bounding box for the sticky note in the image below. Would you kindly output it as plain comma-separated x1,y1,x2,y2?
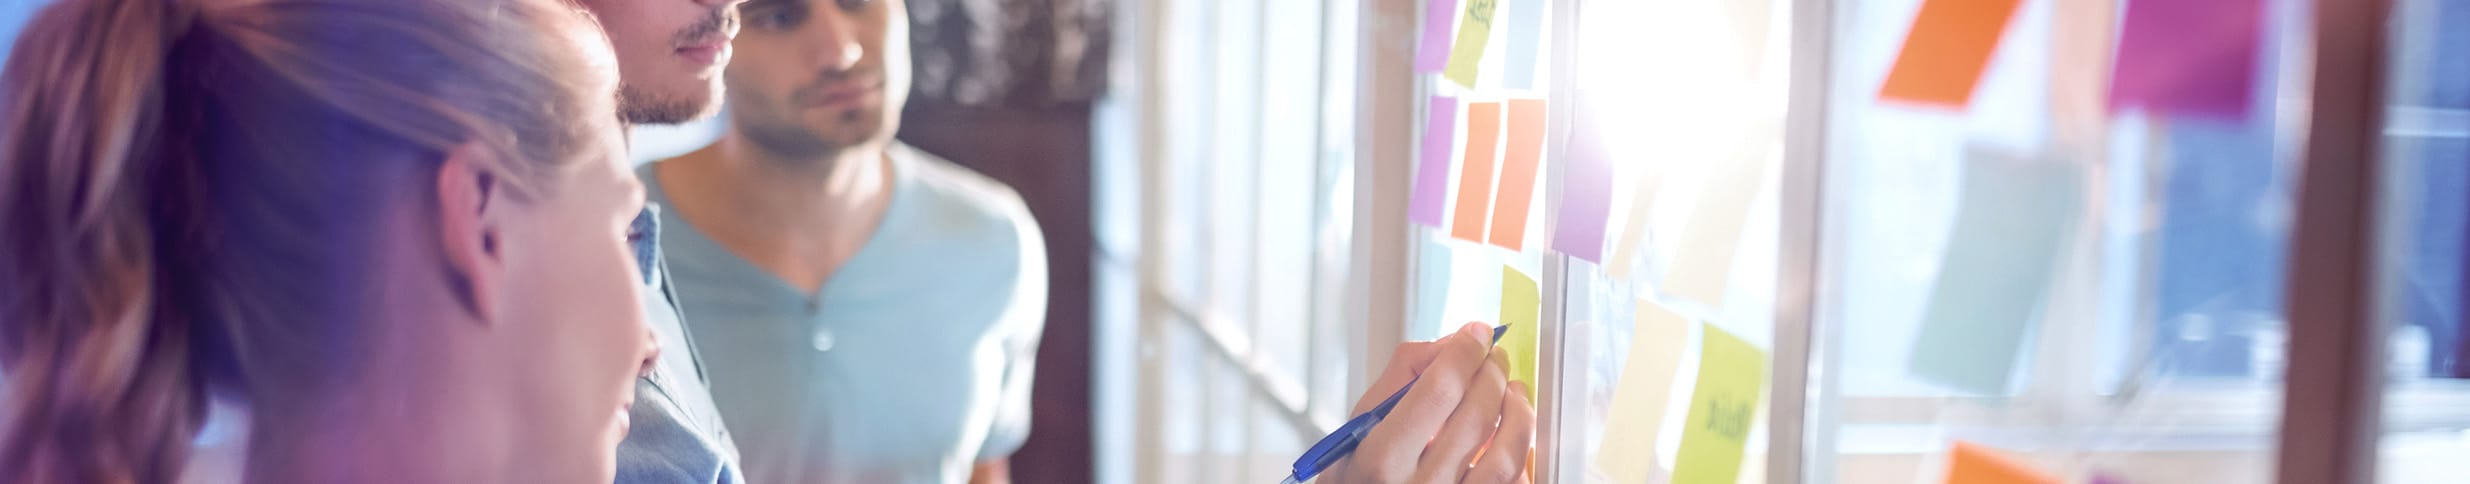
1876,0,2024,108
1417,0,1460,72
2107,0,2264,119
1671,323,1767,484
1502,0,1547,89
1604,167,1667,280
1552,104,1614,262
1412,96,1459,227
1942,441,2061,484
1499,265,1540,401
1906,148,2081,395
1451,102,1504,243
1662,153,1770,307
1412,236,1456,342
1488,98,1548,251
1723,0,1775,81
1442,0,1501,88
1592,301,1693,484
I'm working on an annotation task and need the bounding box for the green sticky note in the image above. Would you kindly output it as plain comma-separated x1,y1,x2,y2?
1442,0,1500,88
1500,265,1540,401
1906,149,2082,395
1671,323,1766,484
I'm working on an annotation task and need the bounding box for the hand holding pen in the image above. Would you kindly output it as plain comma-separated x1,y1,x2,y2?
1304,322,1535,484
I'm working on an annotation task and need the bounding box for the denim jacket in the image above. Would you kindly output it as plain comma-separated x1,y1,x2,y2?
616,205,744,484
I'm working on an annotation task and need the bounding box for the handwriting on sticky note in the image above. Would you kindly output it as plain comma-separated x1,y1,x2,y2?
2107,0,2264,119
1943,441,2061,484
1417,0,1460,72
1877,0,2024,108
1442,0,1500,88
1592,301,1692,483
1451,102,1504,243
1412,96,1459,228
1500,266,1540,401
1671,323,1766,484
1488,98,1548,251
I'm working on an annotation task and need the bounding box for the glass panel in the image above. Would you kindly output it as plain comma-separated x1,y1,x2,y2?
1560,0,1789,480
2375,0,2470,480
1809,0,2310,479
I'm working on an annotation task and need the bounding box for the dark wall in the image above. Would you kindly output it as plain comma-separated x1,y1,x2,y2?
897,98,1094,484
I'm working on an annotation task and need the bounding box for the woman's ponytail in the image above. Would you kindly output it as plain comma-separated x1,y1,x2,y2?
0,0,212,482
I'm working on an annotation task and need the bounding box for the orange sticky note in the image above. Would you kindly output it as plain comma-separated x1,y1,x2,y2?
1488,98,1548,250
1877,0,2023,108
1452,101,1505,243
1943,441,2061,484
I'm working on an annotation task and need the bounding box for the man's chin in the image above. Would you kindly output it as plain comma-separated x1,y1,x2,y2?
617,82,723,126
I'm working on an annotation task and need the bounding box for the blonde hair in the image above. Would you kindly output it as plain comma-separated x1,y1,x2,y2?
0,0,610,481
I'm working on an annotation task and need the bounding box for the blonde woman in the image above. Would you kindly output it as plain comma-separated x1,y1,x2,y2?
0,0,658,482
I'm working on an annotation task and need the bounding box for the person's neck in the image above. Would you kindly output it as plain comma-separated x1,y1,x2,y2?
705,133,893,232
655,132,898,293
241,370,505,483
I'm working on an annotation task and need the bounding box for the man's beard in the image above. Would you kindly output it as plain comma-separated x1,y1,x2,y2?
619,83,717,125
622,7,737,125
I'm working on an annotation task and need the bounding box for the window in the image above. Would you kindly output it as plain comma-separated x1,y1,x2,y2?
2375,0,2470,478
1092,0,1364,483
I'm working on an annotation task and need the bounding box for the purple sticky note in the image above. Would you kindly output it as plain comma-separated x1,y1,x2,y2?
1410,96,1459,227
1417,0,1460,73
2107,0,2264,120
1551,103,1613,262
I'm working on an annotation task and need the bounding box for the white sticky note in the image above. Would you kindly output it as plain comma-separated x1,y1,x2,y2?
1593,300,1694,483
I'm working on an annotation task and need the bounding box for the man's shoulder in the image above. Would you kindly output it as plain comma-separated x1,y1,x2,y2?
892,143,1037,232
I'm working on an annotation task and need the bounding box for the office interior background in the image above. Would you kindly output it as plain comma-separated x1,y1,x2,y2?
4,0,2466,482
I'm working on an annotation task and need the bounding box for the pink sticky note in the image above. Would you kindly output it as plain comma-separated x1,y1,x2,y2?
1417,0,1461,73
1411,96,1459,227
1552,104,1613,262
2107,0,2263,119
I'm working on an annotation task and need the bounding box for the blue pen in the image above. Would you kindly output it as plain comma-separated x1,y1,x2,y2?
1281,325,1511,484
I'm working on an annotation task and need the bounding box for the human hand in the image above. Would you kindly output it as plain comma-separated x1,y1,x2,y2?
1322,323,1535,484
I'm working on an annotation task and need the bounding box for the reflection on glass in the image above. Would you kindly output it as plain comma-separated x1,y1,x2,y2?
2376,0,2470,480
1813,0,2308,480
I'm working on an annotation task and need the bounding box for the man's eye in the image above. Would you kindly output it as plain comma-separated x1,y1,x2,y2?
748,9,801,29
837,0,873,10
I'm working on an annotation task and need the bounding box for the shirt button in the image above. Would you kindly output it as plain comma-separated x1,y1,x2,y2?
811,330,837,352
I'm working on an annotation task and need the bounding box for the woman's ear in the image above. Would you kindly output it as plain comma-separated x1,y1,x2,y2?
435,144,505,324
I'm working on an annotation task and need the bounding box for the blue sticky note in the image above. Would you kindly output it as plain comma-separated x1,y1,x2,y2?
1906,147,2083,395
1502,0,1547,90
1413,235,1456,342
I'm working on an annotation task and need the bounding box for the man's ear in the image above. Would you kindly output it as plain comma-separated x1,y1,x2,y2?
435,144,506,324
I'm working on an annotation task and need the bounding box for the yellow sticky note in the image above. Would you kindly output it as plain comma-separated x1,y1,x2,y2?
1499,266,1540,401
1943,441,2061,484
1442,0,1501,88
1660,137,1773,307
1671,323,1767,484
1592,301,1693,484
1604,163,1667,281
